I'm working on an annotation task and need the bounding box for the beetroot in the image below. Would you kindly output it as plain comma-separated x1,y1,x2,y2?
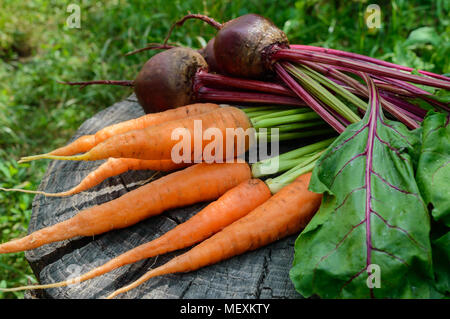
129,14,288,78
160,14,289,78
213,14,289,78
134,47,208,112
63,47,208,114
197,38,223,74
62,46,303,113
161,13,448,131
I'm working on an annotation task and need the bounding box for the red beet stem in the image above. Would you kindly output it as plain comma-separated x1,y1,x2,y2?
301,62,419,127
299,60,414,97
329,69,419,128
195,70,296,97
275,62,346,133
372,80,415,97
273,49,450,90
381,94,426,120
318,98,351,127
163,14,222,46
290,44,450,82
196,86,305,106
375,75,431,95
380,97,420,129
373,75,450,112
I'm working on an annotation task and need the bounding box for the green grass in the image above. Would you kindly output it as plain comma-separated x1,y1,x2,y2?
0,0,448,299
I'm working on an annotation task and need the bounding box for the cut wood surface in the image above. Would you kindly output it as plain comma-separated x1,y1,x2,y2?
25,95,303,299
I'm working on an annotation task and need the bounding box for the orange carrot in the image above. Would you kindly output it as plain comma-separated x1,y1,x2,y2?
107,172,321,298
23,103,220,159
19,106,253,163
0,162,251,254
0,158,190,197
0,179,271,292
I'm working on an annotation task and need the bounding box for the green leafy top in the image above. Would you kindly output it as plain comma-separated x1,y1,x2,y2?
290,75,439,298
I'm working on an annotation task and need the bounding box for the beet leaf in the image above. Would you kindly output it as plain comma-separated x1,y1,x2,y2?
416,111,450,227
431,231,450,294
290,75,438,298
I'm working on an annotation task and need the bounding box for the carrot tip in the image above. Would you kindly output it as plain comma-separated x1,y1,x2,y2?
19,153,87,162
0,187,35,194
0,187,70,197
18,154,50,163
0,280,71,292
106,291,121,299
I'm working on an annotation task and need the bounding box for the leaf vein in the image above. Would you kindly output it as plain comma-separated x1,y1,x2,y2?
371,209,425,251
319,124,368,164
379,118,411,146
330,152,366,187
312,219,367,286
375,132,408,162
372,247,409,266
334,186,366,213
371,170,416,195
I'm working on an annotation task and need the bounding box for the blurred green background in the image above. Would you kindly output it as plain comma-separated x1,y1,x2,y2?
0,0,449,299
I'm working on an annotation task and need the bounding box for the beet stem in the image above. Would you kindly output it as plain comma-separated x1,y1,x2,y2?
290,44,450,82
195,70,296,97
302,63,424,127
163,14,222,46
283,63,361,123
274,49,450,90
275,63,346,134
372,75,449,112
327,70,419,129
196,86,305,106
124,43,176,56
380,93,427,118
381,97,424,122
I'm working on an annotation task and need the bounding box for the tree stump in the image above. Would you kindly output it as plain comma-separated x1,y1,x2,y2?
25,95,303,299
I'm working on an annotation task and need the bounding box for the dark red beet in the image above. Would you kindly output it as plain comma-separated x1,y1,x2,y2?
213,14,289,78
197,38,223,73
63,47,208,114
134,47,208,113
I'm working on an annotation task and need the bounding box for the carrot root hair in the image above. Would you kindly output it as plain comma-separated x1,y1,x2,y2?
0,278,78,292
18,153,89,163
0,187,71,197
106,266,171,299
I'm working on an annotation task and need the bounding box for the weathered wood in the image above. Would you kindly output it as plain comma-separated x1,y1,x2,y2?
26,95,303,299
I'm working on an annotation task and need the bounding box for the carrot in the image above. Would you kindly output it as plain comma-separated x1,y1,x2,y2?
18,106,253,163
106,172,321,299
0,158,189,197
19,103,220,161
0,178,271,292
0,162,251,254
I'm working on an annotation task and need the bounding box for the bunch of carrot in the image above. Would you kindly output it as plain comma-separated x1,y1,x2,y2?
0,98,326,298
